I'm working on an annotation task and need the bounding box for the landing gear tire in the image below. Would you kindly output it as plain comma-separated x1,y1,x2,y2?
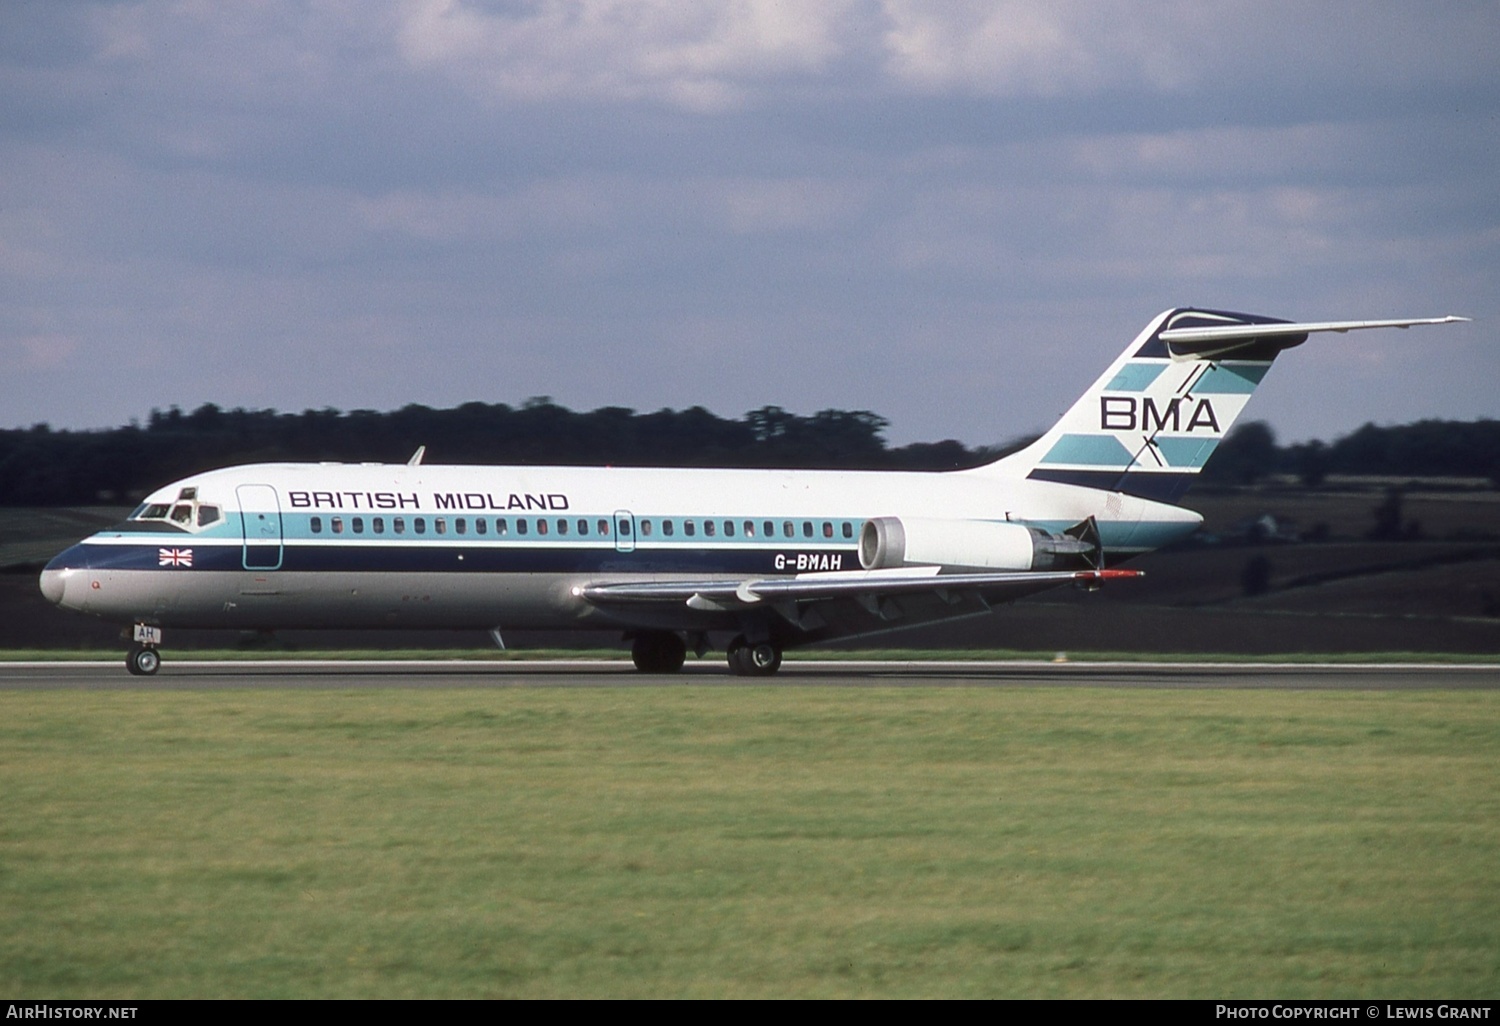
727,636,782,677
126,645,160,676
631,631,687,673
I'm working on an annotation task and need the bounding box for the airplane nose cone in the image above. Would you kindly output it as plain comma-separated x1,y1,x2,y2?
40,544,90,609
39,568,66,605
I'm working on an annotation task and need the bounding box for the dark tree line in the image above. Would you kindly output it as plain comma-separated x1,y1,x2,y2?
2,401,1496,506
1200,419,1500,488
0,400,1012,505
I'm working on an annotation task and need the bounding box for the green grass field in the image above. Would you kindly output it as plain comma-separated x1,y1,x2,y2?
2,686,1497,998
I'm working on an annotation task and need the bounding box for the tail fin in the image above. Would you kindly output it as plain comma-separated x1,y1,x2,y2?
978,308,1468,503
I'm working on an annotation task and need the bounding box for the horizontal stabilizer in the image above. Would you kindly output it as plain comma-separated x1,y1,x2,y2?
1159,316,1469,359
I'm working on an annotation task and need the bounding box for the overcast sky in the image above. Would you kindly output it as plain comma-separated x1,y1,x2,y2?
3,1,1496,449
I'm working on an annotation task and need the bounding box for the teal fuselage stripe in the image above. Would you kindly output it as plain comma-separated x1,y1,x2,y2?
1029,518,1199,552
227,512,865,545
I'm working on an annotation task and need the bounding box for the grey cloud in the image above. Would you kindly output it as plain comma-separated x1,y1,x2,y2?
0,0,1494,445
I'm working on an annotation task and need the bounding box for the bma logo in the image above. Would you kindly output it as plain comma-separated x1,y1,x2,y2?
1100,396,1221,433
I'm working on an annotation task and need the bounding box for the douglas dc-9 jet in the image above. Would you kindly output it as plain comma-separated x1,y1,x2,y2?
40,309,1467,675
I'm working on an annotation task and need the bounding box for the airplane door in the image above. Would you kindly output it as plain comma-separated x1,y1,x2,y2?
613,510,635,553
237,484,284,570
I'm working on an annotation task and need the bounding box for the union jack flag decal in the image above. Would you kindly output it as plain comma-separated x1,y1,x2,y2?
158,548,193,567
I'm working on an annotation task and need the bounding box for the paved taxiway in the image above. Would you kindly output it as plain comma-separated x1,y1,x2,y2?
2,660,1497,690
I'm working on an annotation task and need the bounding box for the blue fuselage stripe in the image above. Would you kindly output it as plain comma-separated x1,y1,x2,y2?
60,541,862,576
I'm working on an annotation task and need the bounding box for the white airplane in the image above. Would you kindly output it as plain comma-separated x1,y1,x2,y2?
40,308,1467,676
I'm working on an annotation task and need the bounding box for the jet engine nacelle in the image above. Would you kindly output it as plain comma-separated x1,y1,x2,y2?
858,516,1095,572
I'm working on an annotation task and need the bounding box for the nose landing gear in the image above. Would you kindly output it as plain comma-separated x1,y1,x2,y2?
125,624,162,676
126,645,161,676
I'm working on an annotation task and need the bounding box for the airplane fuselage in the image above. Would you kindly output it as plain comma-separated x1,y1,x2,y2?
40,461,1199,633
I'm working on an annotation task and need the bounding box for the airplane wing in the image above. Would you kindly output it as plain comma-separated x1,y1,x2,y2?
575,566,1140,614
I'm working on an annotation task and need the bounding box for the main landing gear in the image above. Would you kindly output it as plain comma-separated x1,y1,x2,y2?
125,623,162,676
630,630,687,674
726,635,782,677
628,630,785,676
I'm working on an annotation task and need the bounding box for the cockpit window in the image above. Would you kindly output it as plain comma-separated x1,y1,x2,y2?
132,494,220,532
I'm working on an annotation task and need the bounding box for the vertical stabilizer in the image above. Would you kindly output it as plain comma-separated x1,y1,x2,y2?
975,308,1466,503
977,308,1306,503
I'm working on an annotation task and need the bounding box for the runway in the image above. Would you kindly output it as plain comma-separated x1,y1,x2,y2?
2,659,1498,690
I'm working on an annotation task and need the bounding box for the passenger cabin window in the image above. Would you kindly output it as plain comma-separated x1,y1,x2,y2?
823,522,833,538
353,517,364,534
723,521,734,537
704,520,715,537
497,519,509,535
434,518,446,535
455,518,466,535
414,518,426,535
578,519,588,536
783,521,794,538
842,522,854,539
685,520,696,537
556,519,567,535
310,517,323,533
597,519,609,536
537,519,549,535
803,521,813,538
476,519,487,535
663,520,674,537
518,519,528,535
641,520,652,536
332,517,344,534
373,517,385,534
764,521,775,538
394,517,405,534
